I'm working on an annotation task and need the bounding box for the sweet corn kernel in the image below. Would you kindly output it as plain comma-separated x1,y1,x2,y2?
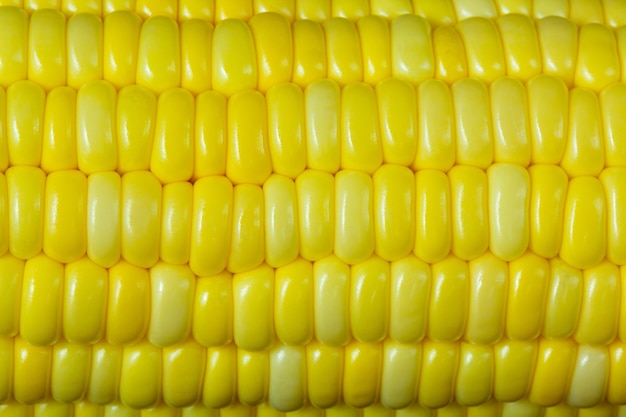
233,264,274,351
292,20,326,87
456,17,505,82
160,182,193,265
264,174,299,268
212,19,257,96
119,341,161,409
51,341,91,403
295,170,334,261
63,258,107,344
306,342,342,409
150,88,195,184
13,337,51,404
202,344,236,408
249,13,293,93
87,172,121,268
42,87,77,172
351,256,389,343
268,345,306,412
324,18,362,85
380,340,421,409
343,342,382,408
493,340,537,402
103,11,141,88
456,343,493,406
414,169,451,263
162,339,205,407
0,254,23,337
7,81,45,167
136,17,180,94
389,256,430,343
237,349,269,406
228,184,265,273
66,13,103,89
148,263,195,348
274,260,313,346
496,14,540,81
28,10,66,90
529,338,576,406
391,15,433,84
0,7,27,87
7,166,45,260
537,16,577,86
428,255,468,342
376,78,417,166
180,19,212,94
313,255,350,346
357,16,391,85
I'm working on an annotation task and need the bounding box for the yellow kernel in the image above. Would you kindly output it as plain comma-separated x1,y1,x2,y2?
413,0,456,26
0,175,8,258
490,77,531,166
0,338,11,403
377,78,418,166
233,264,274,351
269,345,306,412
432,26,467,84
103,12,140,88
274,259,313,346
380,340,421,409
456,17,505,83
334,170,374,265
28,10,66,90
227,90,271,185
351,256,389,343
215,0,252,22
373,164,415,261
296,170,334,261
418,341,459,409
160,182,193,265
193,272,233,347
148,263,195,347
601,83,626,167
493,340,537,402
323,18,362,85
456,343,493,406
292,20,326,87
20,254,64,346
507,253,549,341
121,171,161,269
306,342,341,408
190,176,233,277
331,0,368,20
389,256,430,343
529,338,576,406
560,176,607,269
304,79,341,173
466,252,508,345
116,85,156,174
562,88,605,177
341,82,382,174
88,342,122,404
136,16,180,94
212,19,257,96
608,342,626,404
391,15,433,84
575,261,620,345
600,168,626,265
343,342,382,408
313,255,350,346
568,345,609,408
151,88,195,183
13,337,51,404
76,81,117,173
106,261,150,346
537,16,577,87
415,82,455,170
266,83,306,179
428,255,468,342
43,170,87,263
237,349,269,406
180,21,212,93
527,75,568,164
119,341,161,409
67,13,103,89
543,258,583,339
51,341,90,403
448,165,489,261
87,172,121,268
163,340,205,407
249,12,293,92
202,345,236,408
415,169,451,263
0,7,27,87
63,258,107,344
496,14,540,81
228,184,264,273
7,81,45,167
7,166,46,260
452,78,493,169
264,174,299,268
529,164,568,258
194,91,227,179
0,255,23,337
357,16,391,85
487,163,530,261
42,87,77,172
576,23,619,91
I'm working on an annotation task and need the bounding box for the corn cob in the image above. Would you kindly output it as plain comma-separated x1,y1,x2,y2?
2,0,626,29
1,9,625,94
0,0,622,413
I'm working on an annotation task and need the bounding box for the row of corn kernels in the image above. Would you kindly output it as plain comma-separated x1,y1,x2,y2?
2,401,625,417
0,10,624,94
2,336,626,409
4,0,626,29
1,252,623,348
0,164,624,271
3,77,626,181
